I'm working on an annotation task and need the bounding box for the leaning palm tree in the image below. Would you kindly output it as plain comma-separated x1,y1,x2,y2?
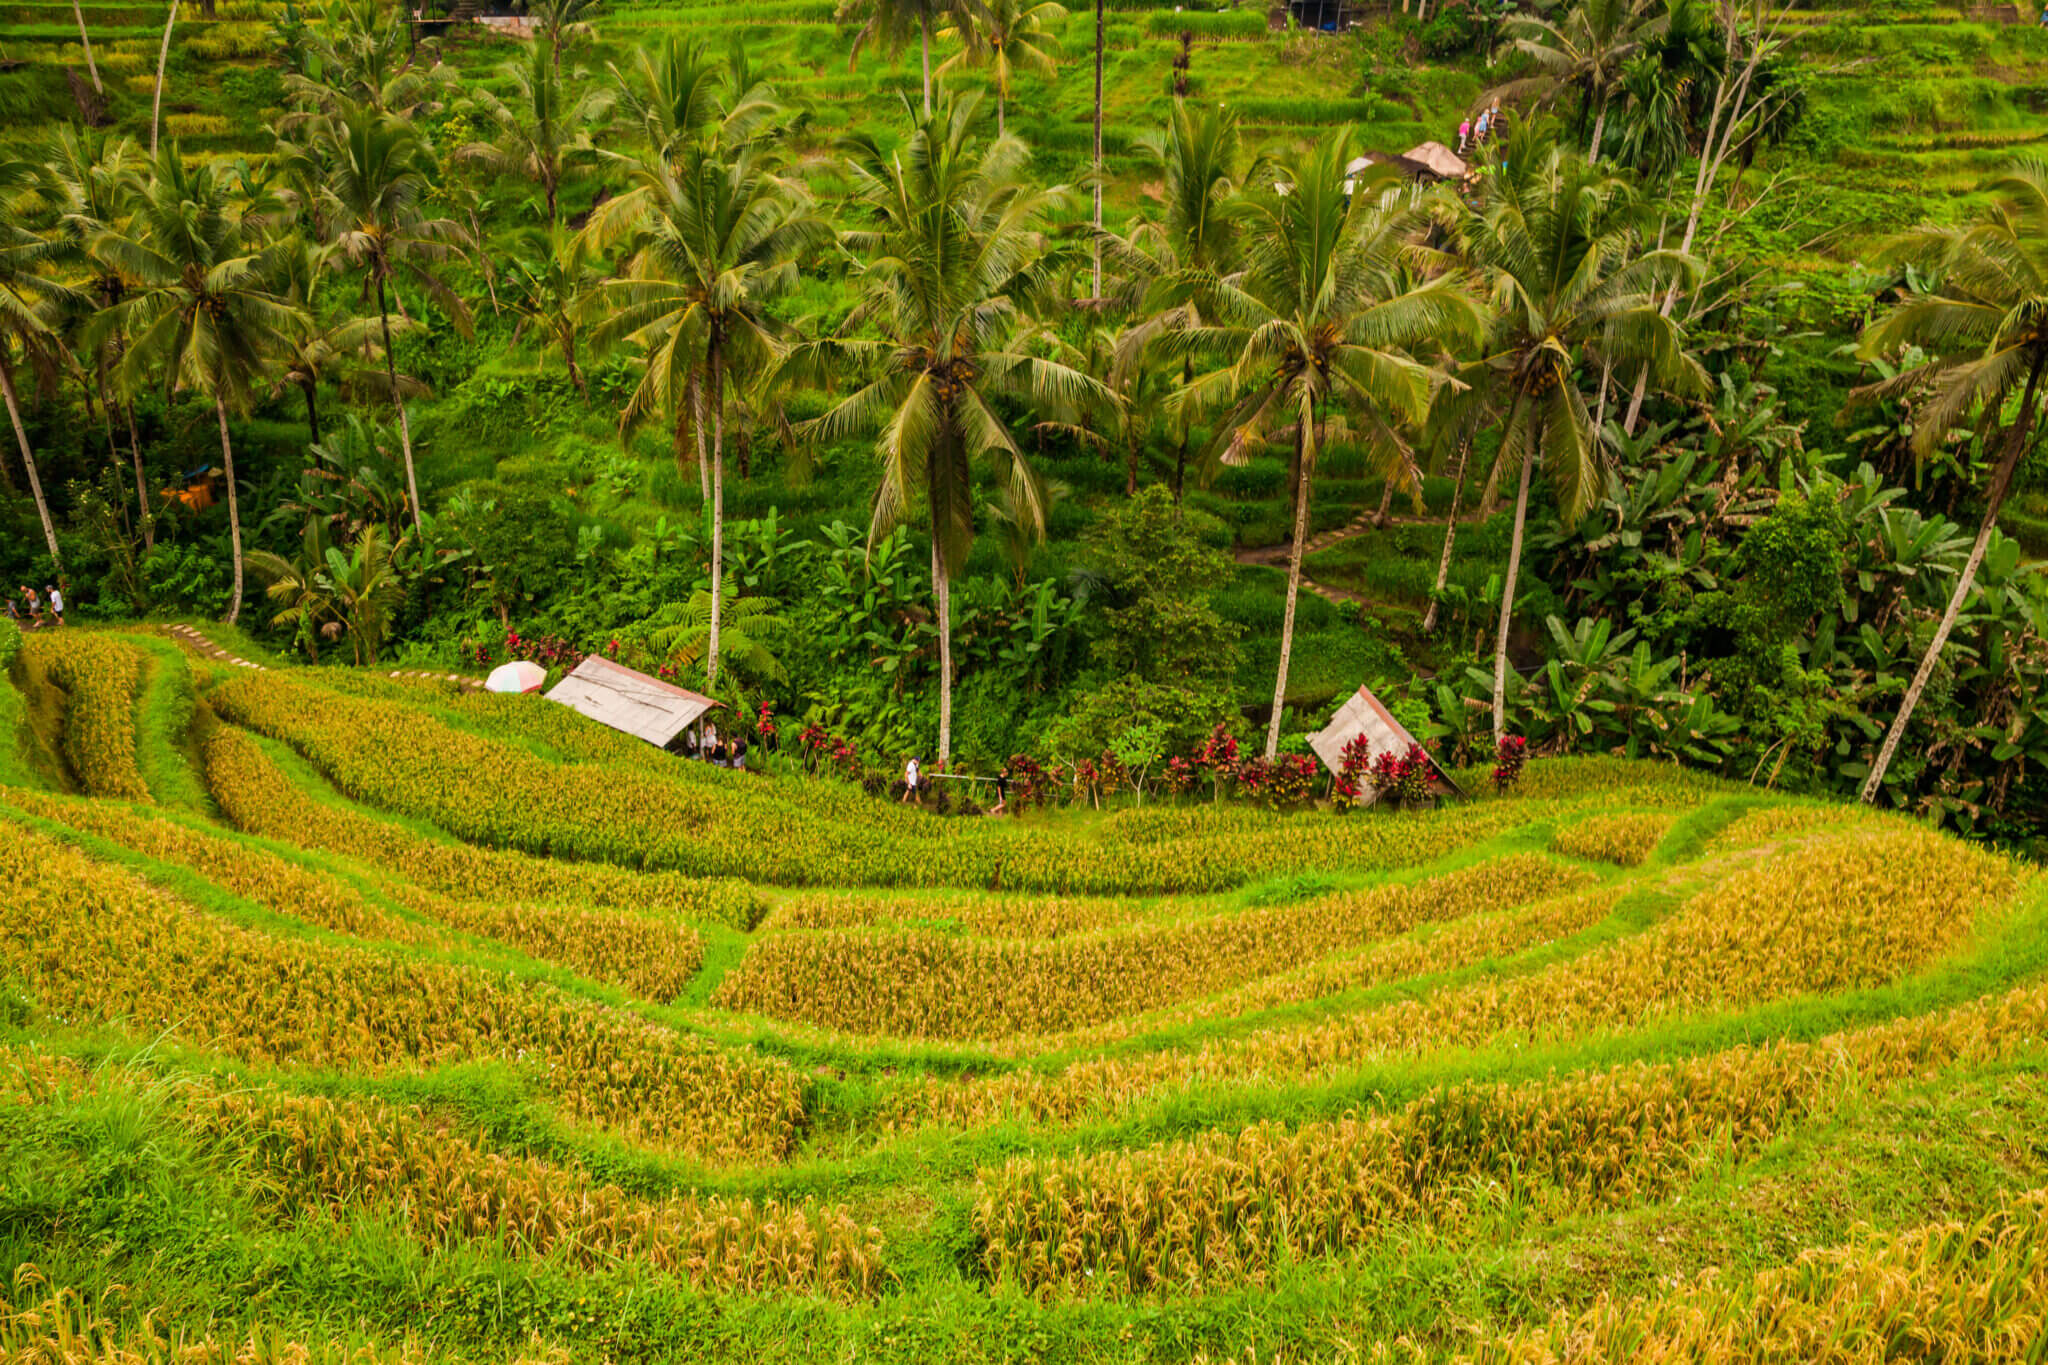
1853,160,2048,804
1177,134,1483,760
582,144,828,691
935,0,1063,137
1452,139,1702,741
316,107,473,536
457,45,609,227
70,0,103,96
92,147,307,624
0,162,79,570
796,94,1105,764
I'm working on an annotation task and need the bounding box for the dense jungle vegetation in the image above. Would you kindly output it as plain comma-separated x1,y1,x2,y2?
4,0,2048,842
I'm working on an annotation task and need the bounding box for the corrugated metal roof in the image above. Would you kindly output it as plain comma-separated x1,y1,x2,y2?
543,655,722,748
1308,684,1465,804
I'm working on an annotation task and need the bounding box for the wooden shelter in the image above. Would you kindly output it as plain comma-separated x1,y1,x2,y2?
1401,141,1468,181
543,655,722,749
1308,683,1467,805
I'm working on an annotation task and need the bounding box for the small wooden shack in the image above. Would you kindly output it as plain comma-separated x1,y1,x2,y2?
1308,683,1466,805
543,655,722,750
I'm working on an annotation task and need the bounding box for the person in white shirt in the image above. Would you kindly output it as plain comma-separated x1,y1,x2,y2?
45,585,63,626
901,756,921,804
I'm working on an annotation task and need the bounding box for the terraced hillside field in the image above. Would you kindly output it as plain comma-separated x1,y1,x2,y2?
5,624,2048,1360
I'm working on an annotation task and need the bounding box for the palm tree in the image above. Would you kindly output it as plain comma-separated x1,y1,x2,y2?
583,144,828,691
317,108,473,537
643,576,792,691
797,95,1106,763
247,527,338,662
39,127,152,547
0,163,78,570
1853,161,2048,804
845,0,966,118
1177,136,1482,760
936,0,1063,138
609,35,783,162
150,0,178,156
1451,140,1702,741
1106,101,1245,503
273,234,419,449
528,0,602,74
93,148,307,625
1492,0,1653,163
457,45,609,227
505,225,598,401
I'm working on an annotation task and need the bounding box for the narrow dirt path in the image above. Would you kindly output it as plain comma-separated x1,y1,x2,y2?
161,624,486,692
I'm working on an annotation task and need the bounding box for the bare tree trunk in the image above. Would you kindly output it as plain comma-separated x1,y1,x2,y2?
1587,94,1608,163
1860,350,2045,804
933,537,953,765
72,0,103,93
302,380,322,448
708,348,724,690
1092,0,1104,300
151,0,179,158
1422,437,1469,634
1491,428,1535,744
921,9,932,117
1,363,61,568
1265,427,1313,760
1373,472,1396,527
215,395,244,625
997,91,1005,138
376,277,424,536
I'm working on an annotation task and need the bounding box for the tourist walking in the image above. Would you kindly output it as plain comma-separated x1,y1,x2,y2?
44,584,62,627
1458,117,1471,154
901,755,921,804
1474,107,1490,146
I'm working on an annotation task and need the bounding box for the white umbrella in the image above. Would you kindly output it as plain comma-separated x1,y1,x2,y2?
486,660,548,694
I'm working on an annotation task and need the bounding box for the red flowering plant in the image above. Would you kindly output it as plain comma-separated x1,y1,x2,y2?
1493,734,1528,794
1190,723,1240,802
755,701,777,742
796,722,832,775
1161,755,1197,798
1368,744,1437,810
1000,754,1052,813
503,629,582,669
1332,734,1375,814
1266,753,1318,809
829,737,861,781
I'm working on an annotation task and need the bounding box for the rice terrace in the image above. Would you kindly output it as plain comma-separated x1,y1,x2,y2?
8,0,2048,1355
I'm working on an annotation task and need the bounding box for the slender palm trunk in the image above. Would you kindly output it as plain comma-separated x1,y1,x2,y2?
1860,349,2047,804
997,91,1005,138
2,363,61,568
301,379,321,447
933,538,953,765
1491,426,1536,744
215,395,244,625
150,0,179,157
127,401,151,550
1265,426,1313,761
375,276,423,536
1091,0,1104,300
72,0,103,93
920,9,932,117
1422,436,1470,634
562,334,587,400
707,348,724,690
1373,472,1396,527
1587,94,1608,164
688,371,710,503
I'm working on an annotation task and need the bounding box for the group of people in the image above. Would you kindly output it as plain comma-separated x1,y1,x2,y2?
1456,100,1506,159
4,585,63,630
680,723,749,768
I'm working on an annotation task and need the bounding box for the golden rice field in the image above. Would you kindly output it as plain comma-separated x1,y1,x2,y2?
3,626,2047,1362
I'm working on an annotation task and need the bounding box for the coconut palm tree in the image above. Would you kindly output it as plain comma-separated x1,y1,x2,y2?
1853,160,2048,805
582,144,828,691
273,234,418,450
92,147,307,625
504,225,599,401
609,34,784,163
936,0,1063,138
845,0,968,118
40,126,152,547
70,0,102,96
316,107,473,537
1177,134,1483,760
528,0,603,74
796,94,1106,763
0,162,79,569
1105,101,1245,503
457,45,610,227
1452,139,1702,741
1492,0,1653,163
